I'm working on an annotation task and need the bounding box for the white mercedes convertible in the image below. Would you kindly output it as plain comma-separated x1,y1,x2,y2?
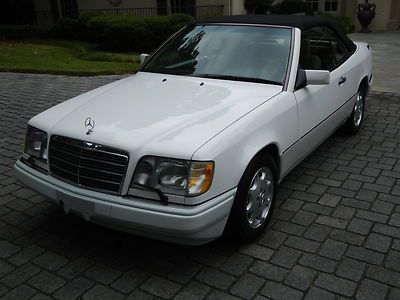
15,15,373,245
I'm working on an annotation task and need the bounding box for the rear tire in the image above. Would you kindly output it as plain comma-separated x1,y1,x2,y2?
342,84,367,135
225,153,277,243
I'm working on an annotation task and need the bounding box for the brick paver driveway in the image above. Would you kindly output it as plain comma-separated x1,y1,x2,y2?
1,73,399,299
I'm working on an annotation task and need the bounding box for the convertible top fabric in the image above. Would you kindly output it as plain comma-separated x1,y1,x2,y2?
199,15,356,52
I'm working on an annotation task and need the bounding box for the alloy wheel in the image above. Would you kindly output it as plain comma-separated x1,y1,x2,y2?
246,167,274,229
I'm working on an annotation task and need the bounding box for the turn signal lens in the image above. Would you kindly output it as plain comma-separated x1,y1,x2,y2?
188,162,214,196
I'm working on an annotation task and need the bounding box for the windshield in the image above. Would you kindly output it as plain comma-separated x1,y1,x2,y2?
141,25,292,85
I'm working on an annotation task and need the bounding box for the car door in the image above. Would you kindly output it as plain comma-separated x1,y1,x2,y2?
293,26,353,159
324,26,359,109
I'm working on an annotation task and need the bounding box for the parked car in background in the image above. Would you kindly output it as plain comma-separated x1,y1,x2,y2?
15,15,373,245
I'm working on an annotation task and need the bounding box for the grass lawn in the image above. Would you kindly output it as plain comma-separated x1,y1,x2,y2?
0,40,140,76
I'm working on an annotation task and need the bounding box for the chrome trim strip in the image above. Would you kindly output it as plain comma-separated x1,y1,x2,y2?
283,27,295,91
195,22,293,29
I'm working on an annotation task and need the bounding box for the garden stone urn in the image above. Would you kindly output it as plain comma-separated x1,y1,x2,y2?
357,0,376,33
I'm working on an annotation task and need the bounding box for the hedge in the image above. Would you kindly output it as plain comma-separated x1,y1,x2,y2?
51,17,90,40
270,0,311,15
0,24,48,40
244,0,274,14
51,13,194,52
86,13,194,51
0,13,194,52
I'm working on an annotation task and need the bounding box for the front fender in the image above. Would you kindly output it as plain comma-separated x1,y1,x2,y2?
188,92,298,205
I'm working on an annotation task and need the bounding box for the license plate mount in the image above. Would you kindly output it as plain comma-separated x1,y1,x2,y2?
56,191,94,221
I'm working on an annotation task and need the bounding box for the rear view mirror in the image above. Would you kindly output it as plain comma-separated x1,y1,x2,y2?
139,53,150,65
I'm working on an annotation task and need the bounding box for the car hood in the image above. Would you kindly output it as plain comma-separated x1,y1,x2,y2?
30,72,282,159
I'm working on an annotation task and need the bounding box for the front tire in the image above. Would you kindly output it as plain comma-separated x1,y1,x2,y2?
225,154,277,243
342,85,367,135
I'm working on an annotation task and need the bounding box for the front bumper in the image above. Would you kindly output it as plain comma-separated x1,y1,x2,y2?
14,160,236,245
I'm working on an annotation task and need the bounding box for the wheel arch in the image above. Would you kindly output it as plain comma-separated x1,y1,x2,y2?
238,142,282,186
224,141,280,242
255,143,281,180
360,75,369,94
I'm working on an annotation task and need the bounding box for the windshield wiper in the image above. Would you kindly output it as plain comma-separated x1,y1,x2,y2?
197,74,282,86
131,183,169,205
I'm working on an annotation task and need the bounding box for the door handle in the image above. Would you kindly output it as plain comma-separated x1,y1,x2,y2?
339,76,347,86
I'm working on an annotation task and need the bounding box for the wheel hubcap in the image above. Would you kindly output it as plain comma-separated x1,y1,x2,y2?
246,167,274,229
353,92,364,127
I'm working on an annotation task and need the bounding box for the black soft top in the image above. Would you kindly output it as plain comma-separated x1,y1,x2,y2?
199,15,356,52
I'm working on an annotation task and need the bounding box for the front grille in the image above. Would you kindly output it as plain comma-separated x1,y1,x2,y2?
49,136,129,194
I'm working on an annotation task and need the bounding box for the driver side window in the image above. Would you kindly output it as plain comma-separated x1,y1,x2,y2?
300,26,349,71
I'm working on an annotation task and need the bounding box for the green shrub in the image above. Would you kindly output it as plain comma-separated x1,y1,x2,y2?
86,15,147,51
77,12,99,24
0,13,194,52
0,25,48,40
86,13,194,52
270,0,310,15
244,0,274,14
319,13,355,34
167,13,194,32
142,16,174,50
51,13,100,40
51,17,88,39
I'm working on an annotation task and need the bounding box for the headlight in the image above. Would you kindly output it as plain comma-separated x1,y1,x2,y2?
24,125,48,161
131,156,214,197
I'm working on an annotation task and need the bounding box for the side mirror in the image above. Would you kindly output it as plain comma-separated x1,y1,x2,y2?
295,69,330,90
139,53,150,65
305,70,330,85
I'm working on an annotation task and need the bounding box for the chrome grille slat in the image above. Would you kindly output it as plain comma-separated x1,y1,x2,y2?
50,164,79,178
79,175,121,186
79,165,124,177
49,136,129,194
79,155,127,168
81,146,129,158
79,168,123,183
56,140,128,156
50,146,81,159
50,155,80,169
